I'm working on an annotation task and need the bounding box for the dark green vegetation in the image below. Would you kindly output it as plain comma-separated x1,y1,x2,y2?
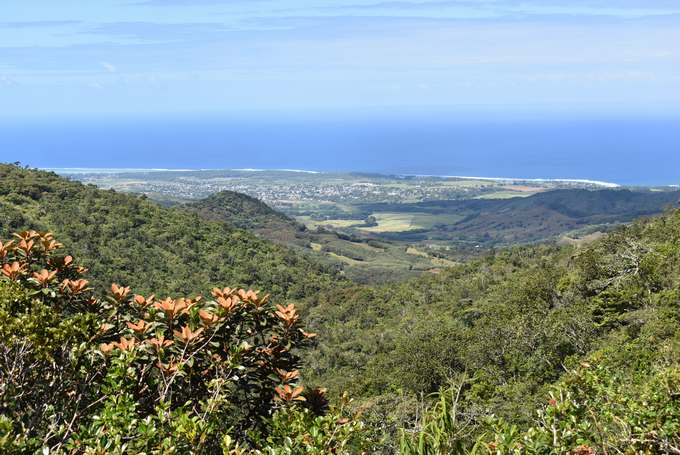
301,206,680,452
0,165,337,298
346,188,680,245
188,190,297,234
2,164,679,453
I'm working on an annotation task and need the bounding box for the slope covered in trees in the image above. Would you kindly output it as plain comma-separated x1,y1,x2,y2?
362,188,680,244
1,164,678,453
186,190,451,283
0,165,338,299
187,190,299,233
300,206,680,452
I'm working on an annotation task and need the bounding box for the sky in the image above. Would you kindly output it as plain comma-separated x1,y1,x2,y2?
2,0,680,117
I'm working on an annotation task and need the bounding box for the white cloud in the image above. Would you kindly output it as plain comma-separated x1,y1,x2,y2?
0,75,18,86
100,61,117,73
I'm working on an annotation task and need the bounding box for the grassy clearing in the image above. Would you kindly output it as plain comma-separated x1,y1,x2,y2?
327,252,363,265
306,238,460,283
359,213,421,232
406,246,429,257
296,216,363,229
500,185,543,193
558,231,606,246
360,212,465,233
430,256,459,267
348,241,384,252
407,246,459,268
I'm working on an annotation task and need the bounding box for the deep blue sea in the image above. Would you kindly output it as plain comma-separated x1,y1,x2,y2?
2,111,679,186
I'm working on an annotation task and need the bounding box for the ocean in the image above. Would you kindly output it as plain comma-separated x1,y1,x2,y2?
2,111,679,186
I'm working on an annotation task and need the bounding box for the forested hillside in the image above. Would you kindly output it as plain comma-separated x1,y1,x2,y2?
0,165,338,298
1,164,678,453
300,207,680,452
363,188,680,244
187,190,452,283
187,190,299,233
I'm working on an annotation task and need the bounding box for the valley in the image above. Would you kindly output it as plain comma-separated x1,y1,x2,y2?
5,0,679,451
2,164,678,453
57,168,680,283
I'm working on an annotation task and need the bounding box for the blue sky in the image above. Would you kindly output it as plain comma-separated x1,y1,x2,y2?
2,0,680,117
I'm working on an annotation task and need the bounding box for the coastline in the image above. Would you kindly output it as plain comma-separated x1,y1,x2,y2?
437,175,620,188
47,167,621,188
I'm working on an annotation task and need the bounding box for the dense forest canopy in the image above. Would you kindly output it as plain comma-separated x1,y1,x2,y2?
0,164,678,453
0,164,339,299
298,203,679,452
187,190,299,232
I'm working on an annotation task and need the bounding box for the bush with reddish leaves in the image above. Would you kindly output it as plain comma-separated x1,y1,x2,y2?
0,231,365,454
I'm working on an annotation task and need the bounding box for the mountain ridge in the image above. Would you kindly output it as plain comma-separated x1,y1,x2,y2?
360,188,680,244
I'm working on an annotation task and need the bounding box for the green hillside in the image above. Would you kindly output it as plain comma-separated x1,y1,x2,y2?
0,165,337,299
187,190,455,283
187,190,298,233
360,188,680,245
300,206,680,452
1,164,678,453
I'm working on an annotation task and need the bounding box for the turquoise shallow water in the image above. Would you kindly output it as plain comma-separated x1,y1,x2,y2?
2,112,679,186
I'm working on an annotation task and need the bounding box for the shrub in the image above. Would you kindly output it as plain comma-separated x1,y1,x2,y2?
0,231,364,453
400,355,680,454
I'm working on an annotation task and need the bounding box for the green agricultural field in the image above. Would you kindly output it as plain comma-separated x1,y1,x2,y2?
359,212,466,233
327,251,363,265
359,212,421,232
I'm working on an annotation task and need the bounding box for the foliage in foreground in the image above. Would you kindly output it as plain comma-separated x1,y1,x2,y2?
0,230,363,453
401,348,679,454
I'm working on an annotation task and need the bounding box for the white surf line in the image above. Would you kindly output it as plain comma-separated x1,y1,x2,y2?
410,174,621,188
232,168,320,174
